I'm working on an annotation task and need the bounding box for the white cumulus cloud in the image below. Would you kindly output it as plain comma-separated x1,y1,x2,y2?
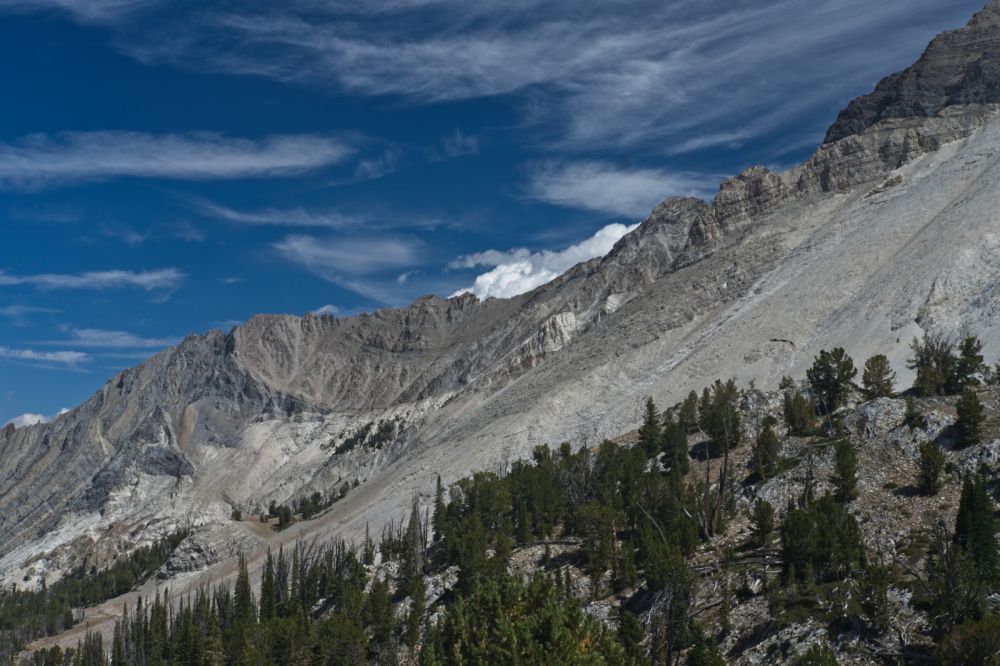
452,222,638,299
4,407,70,428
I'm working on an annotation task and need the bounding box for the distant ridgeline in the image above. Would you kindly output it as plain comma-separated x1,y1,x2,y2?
15,333,1000,664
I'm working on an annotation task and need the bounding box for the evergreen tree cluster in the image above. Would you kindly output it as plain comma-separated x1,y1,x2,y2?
12,344,1000,665
908,333,986,397
0,530,189,661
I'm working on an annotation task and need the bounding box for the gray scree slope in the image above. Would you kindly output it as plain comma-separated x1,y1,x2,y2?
2,0,1000,590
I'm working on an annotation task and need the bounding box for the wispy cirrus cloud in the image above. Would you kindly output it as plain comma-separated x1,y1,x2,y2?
0,131,354,189
525,160,710,218
195,198,456,233
0,305,58,321
48,0,981,158
0,346,89,366
428,129,480,161
0,0,155,22
0,268,183,290
311,304,340,316
275,235,422,277
275,234,426,302
451,222,638,299
45,328,180,349
196,200,364,229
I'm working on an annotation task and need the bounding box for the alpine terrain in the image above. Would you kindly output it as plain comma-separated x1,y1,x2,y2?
5,1,1000,664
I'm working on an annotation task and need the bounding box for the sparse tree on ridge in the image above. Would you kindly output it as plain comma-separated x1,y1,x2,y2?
955,389,984,448
833,439,858,502
638,397,662,457
954,335,986,390
861,354,896,400
807,348,857,413
917,442,945,496
679,391,699,432
908,332,955,396
752,416,781,480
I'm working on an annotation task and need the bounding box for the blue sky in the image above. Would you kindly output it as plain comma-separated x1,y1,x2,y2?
0,0,986,425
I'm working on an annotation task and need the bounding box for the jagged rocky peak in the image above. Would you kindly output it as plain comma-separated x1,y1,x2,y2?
825,0,1000,142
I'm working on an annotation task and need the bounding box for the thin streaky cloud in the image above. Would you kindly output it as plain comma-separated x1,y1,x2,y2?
196,198,456,232
275,234,423,277
311,304,340,316
42,328,181,349
525,161,711,218
0,131,355,189
83,0,983,157
196,200,365,229
428,129,480,161
0,0,156,22
0,305,59,318
0,345,89,366
0,268,184,291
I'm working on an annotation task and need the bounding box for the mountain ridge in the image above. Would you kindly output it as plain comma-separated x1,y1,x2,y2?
2,2,1000,606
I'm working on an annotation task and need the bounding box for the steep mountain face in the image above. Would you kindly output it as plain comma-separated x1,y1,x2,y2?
3,2,1000,595
825,0,1000,142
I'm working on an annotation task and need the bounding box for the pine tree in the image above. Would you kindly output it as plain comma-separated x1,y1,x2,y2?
698,387,712,432
917,442,945,496
752,418,781,480
259,550,277,620
954,335,985,390
638,397,662,457
908,332,956,396
832,440,858,502
203,608,226,666
807,348,857,413
234,553,256,624
661,418,690,475
617,609,644,665
111,623,125,666
404,574,426,649
362,523,376,566
403,496,427,585
954,476,998,580
679,391,699,432
432,474,447,544
955,389,985,447
861,354,895,400
751,499,775,548
783,391,816,435
903,397,923,430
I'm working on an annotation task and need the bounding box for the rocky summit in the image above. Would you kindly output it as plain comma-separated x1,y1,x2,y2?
4,2,1000,662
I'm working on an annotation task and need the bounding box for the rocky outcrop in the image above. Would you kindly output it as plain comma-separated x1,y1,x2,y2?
825,0,1000,142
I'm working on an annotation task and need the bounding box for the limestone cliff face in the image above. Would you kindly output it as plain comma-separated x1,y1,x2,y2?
3,2,1000,588
825,0,1000,142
